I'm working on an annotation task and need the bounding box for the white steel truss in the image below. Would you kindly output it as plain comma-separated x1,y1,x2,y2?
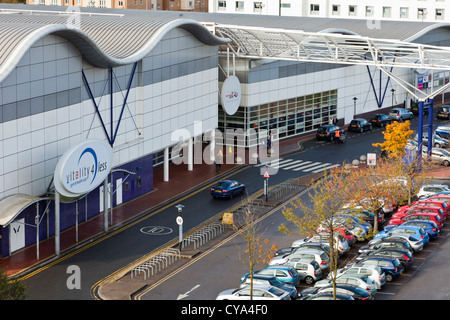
206,23,450,101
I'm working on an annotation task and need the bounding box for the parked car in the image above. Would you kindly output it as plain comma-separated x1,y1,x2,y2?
210,180,245,199
413,199,449,217
240,274,298,299
370,114,392,127
414,133,448,149
407,206,446,221
348,118,372,132
436,105,450,120
316,125,344,142
417,184,450,199
429,194,450,207
384,220,439,239
269,249,330,271
303,292,355,300
374,225,430,245
305,233,351,255
358,257,404,282
388,108,414,121
216,285,291,300
356,248,414,270
402,213,444,231
283,258,323,284
435,126,450,139
411,101,429,115
422,148,450,166
314,274,377,295
359,238,413,255
255,265,299,285
302,284,374,300
291,242,331,257
369,235,423,253
330,264,386,289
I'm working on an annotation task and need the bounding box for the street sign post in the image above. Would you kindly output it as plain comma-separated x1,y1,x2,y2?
263,170,270,202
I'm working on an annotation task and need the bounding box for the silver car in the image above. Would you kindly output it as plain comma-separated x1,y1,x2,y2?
422,148,450,166
389,108,413,121
269,248,330,271
369,234,423,252
331,264,386,289
283,258,323,284
216,285,291,300
315,274,377,295
239,274,298,299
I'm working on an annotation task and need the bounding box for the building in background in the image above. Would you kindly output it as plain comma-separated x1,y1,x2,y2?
25,0,208,12
208,0,447,22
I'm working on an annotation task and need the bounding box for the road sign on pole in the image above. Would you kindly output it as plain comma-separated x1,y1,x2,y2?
263,170,270,179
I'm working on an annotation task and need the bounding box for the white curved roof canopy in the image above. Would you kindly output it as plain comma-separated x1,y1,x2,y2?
0,8,229,83
210,23,450,71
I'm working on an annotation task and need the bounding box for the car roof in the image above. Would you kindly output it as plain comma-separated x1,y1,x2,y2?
265,264,295,270
293,248,325,254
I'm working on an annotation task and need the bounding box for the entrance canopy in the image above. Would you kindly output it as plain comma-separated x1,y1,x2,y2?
0,194,51,227
205,22,450,101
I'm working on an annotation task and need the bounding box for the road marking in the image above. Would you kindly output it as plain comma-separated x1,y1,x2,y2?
292,162,322,171
177,284,201,300
283,161,311,170
302,162,332,172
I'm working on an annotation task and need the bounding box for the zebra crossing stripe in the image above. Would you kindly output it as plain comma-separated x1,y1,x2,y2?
278,160,304,169
302,162,331,172
283,161,311,170
292,162,323,171
312,164,340,173
254,158,292,167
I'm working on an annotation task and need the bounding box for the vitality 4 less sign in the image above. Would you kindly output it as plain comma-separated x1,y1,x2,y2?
54,140,113,198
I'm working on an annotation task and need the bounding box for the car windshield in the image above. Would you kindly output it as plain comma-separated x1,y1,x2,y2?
317,127,330,133
269,278,283,286
215,181,230,188
350,120,358,125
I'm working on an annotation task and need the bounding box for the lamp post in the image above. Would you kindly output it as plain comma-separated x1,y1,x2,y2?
175,204,185,251
353,97,358,118
391,88,395,107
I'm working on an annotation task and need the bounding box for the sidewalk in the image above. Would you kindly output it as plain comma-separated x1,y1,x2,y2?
0,136,305,278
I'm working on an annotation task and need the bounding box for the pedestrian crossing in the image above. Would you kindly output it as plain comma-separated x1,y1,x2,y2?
255,158,340,173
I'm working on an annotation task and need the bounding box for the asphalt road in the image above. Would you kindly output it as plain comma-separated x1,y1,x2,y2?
23,114,450,300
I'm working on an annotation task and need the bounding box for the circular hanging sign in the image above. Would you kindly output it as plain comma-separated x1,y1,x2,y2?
54,139,113,198
221,75,241,115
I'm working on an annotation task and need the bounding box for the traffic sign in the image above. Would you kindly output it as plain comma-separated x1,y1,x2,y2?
176,216,183,225
263,171,270,179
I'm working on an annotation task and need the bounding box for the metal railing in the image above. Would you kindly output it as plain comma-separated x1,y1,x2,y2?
182,221,224,250
131,248,181,280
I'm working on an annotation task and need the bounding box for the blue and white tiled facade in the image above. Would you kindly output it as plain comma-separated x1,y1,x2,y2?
0,23,221,256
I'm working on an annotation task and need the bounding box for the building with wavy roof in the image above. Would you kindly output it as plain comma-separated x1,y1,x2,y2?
1,3,450,257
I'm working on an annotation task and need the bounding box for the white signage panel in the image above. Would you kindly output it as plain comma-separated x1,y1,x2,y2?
54,139,113,198
221,75,242,115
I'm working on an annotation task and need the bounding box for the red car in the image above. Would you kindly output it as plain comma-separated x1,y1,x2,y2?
388,212,444,230
392,205,445,221
415,200,449,217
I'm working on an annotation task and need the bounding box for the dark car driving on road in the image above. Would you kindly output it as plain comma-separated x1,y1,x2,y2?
370,114,391,127
210,180,245,199
348,118,372,132
316,125,344,142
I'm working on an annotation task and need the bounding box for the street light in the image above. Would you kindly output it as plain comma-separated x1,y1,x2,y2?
391,88,395,106
353,97,358,118
175,204,185,251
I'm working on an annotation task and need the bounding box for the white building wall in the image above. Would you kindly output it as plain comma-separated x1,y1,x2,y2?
0,28,219,199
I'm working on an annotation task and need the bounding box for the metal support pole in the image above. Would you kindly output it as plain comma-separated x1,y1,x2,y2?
164,147,169,182
104,178,109,232
36,202,39,260
428,98,434,156
55,190,60,256
418,100,424,165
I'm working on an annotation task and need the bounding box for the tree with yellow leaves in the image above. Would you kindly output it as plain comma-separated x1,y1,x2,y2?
372,121,414,158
